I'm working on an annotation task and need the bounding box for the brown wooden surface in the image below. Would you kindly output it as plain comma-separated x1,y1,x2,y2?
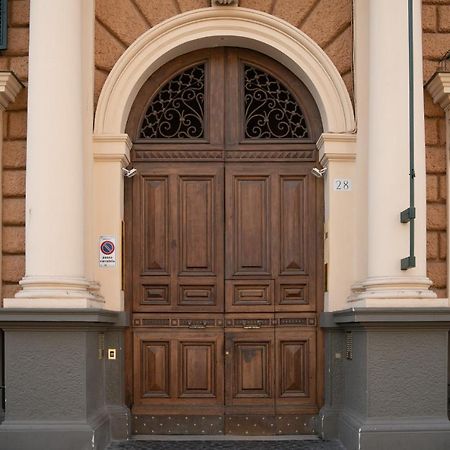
125,48,324,434
132,163,224,313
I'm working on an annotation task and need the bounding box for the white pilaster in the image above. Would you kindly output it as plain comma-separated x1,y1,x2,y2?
4,0,101,308
93,134,131,311
351,0,443,306
318,133,356,312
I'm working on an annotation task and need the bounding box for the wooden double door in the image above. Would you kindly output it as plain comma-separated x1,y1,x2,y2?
130,162,321,435
126,48,323,435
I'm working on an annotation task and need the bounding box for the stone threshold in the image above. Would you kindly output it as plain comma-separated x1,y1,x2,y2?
132,435,320,441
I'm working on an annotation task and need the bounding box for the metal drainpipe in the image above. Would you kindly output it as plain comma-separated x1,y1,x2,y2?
400,0,416,270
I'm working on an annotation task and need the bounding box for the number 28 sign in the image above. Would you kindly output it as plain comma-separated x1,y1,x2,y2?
333,179,352,191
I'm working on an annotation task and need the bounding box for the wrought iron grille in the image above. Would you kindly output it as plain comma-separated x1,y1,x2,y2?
139,64,205,139
244,65,309,139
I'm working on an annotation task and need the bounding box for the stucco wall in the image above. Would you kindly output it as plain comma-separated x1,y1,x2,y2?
0,0,448,301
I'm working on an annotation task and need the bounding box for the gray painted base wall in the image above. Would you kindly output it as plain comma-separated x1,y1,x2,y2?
1,308,450,449
0,309,129,450
320,309,450,450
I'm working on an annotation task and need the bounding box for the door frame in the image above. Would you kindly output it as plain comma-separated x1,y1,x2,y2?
122,47,326,417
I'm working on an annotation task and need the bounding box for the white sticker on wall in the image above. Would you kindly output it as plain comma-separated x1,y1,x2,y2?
333,179,352,191
99,236,116,267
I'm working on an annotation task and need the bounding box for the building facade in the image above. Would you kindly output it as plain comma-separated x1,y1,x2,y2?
0,0,450,449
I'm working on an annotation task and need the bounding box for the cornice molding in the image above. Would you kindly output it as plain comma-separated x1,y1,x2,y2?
317,132,357,165
426,72,450,112
93,134,132,164
0,71,24,110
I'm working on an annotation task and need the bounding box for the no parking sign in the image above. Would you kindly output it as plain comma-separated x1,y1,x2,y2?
99,236,116,267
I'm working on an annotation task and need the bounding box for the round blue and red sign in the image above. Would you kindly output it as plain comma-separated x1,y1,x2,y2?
100,240,115,255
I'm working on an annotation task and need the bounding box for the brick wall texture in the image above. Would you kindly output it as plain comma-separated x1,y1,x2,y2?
94,0,354,104
0,0,448,299
423,0,450,297
0,0,28,302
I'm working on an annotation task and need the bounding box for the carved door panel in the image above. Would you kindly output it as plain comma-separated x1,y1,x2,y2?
133,326,224,415
224,327,275,414
132,163,224,313
274,322,317,415
225,163,316,314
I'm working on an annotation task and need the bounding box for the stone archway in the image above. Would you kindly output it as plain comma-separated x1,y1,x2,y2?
92,7,355,313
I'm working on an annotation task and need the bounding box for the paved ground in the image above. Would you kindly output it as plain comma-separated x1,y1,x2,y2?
108,440,345,450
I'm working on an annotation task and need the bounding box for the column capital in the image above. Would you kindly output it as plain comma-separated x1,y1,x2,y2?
0,72,24,110
317,132,357,166
93,134,132,165
426,72,450,112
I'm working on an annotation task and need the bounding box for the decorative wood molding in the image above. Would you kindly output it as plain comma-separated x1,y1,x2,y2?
134,150,224,160
225,150,315,161
132,149,316,162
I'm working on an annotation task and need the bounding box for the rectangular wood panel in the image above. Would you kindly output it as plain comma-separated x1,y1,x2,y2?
141,341,170,398
142,177,169,274
142,285,170,306
180,342,216,397
275,329,318,414
225,330,275,414
279,283,308,306
178,285,216,306
280,176,306,274
280,341,307,396
179,176,214,274
235,343,269,395
225,280,274,313
231,175,271,276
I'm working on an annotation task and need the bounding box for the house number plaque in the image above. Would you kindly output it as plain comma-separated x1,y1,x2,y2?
333,178,352,191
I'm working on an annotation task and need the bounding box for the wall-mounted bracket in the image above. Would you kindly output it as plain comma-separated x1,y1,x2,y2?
400,206,416,223
401,255,416,270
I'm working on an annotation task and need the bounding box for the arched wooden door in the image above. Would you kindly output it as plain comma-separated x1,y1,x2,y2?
125,48,324,436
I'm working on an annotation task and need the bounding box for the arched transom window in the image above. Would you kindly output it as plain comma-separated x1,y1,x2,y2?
127,48,322,162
